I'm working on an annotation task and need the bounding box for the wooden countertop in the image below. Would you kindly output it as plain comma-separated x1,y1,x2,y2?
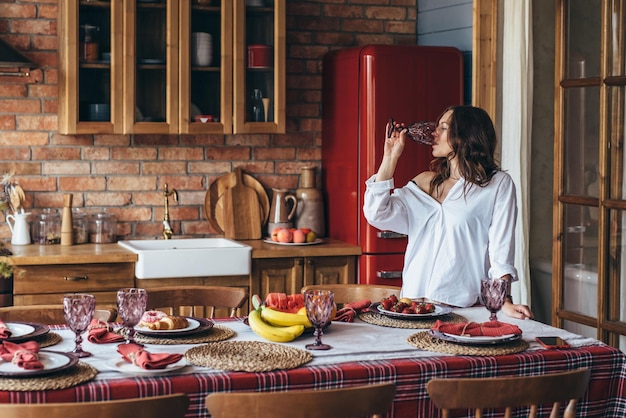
1,243,137,265
239,238,362,258
0,239,361,265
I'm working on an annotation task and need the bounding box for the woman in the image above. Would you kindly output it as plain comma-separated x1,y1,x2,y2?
363,105,532,319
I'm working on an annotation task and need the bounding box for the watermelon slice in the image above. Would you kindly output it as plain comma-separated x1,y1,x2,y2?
265,293,305,313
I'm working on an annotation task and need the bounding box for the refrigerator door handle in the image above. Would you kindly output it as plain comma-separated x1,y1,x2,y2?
377,270,403,279
377,231,407,239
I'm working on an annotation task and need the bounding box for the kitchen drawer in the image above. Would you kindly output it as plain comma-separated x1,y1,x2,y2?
13,263,134,295
13,291,118,306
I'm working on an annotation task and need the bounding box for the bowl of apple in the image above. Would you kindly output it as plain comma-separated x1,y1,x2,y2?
264,227,321,246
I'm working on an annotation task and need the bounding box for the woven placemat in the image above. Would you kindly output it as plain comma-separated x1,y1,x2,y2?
0,362,98,391
132,325,235,345
358,311,467,329
31,331,63,348
407,331,529,356
185,341,313,372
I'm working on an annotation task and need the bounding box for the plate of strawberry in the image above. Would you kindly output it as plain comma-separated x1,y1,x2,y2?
375,295,452,319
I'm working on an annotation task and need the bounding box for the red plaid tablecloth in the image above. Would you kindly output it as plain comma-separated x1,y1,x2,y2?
1,345,625,417
1,320,625,417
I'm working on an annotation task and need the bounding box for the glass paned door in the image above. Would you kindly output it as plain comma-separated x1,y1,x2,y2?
180,1,232,134
123,0,178,134
233,0,285,134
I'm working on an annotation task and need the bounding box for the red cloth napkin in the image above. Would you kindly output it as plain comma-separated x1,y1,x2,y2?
0,341,44,370
117,343,183,370
0,318,12,340
87,319,125,344
334,299,372,323
432,320,522,337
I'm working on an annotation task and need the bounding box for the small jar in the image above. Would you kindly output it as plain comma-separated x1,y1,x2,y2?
89,212,117,243
31,209,61,245
72,208,88,244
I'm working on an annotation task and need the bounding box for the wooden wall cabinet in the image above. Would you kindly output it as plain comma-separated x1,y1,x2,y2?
59,0,285,135
250,255,357,304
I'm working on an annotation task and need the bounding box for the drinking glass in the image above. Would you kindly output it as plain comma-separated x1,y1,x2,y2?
116,288,147,345
63,293,96,357
480,278,508,321
304,289,334,350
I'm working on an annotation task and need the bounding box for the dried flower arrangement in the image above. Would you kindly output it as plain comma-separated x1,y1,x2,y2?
0,172,16,279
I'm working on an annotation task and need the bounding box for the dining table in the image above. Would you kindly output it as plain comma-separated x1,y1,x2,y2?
0,306,625,418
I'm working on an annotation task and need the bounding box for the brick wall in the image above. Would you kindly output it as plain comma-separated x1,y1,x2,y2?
0,0,416,241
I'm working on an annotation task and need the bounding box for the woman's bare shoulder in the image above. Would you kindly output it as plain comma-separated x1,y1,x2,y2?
413,171,435,191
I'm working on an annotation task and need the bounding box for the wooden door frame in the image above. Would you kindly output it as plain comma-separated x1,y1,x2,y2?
472,0,499,122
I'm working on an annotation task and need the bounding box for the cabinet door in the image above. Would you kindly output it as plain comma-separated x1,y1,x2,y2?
233,0,285,133
179,1,233,134
59,0,123,134
303,256,357,288
252,258,303,299
123,0,179,133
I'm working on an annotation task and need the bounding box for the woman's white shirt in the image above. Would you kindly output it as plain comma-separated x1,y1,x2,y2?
363,171,518,307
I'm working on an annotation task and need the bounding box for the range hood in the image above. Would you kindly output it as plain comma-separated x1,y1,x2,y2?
0,38,37,76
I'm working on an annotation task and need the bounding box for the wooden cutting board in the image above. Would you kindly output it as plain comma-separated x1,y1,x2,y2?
221,167,262,239
204,171,269,235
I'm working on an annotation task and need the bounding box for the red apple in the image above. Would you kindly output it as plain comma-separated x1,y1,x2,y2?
271,227,282,242
277,228,293,243
292,229,306,243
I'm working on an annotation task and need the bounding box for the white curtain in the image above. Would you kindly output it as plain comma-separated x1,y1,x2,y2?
500,0,533,306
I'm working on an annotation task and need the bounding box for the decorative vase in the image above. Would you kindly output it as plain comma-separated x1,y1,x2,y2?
295,166,325,237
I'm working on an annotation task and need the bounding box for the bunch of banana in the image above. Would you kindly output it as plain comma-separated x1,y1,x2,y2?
248,295,306,343
248,309,305,343
260,306,312,328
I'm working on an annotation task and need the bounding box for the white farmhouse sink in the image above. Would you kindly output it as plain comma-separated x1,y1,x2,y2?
118,238,252,279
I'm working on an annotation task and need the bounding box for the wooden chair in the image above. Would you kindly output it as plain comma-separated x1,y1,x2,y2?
426,368,591,418
145,285,248,318
205,382,396,418
0,304,117,324
0,393,189,418
301,284,401,307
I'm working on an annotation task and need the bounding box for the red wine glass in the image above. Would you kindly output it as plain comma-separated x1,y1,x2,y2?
63,293,96,357
480,278,508,321
304,289,334,350
116,288,147,345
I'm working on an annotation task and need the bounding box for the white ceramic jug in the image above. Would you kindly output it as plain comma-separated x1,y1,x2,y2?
6,212,31,245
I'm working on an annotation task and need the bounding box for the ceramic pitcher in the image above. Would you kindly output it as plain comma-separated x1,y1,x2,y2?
268,188,297,232
6,212,31,245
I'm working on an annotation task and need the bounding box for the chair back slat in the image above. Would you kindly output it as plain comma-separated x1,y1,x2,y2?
427,369,591,418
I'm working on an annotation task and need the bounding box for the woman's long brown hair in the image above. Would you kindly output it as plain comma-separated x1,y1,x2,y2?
429,105,500,197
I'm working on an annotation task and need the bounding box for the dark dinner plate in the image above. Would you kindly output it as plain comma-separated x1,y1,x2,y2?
0,350,77,378
5,321,50,343
428,329,522,346
134,317,213,338
373,302,453,320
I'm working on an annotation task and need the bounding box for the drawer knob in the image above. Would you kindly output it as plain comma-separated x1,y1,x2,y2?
64,275,88,281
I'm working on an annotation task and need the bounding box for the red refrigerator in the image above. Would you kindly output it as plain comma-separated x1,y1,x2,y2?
321,45,463,286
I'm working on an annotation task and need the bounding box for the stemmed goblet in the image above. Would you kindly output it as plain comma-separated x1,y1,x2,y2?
116,287,147,345
480,277,508,321
63,293,96,358
304,289,334,350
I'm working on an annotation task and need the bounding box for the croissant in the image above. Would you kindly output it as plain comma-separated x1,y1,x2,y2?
141,315,188,330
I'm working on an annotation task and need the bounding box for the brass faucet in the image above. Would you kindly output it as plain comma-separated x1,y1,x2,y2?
162,183,178,240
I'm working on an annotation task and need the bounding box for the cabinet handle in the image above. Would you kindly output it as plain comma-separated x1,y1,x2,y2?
296,259,303,266
376,271,402,279
377,231,406,239
307,259,314,266
64,275,88,281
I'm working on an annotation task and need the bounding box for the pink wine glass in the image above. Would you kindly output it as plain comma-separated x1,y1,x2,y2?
63,293,96,357
480,278,508,321
304,289,334,350
116,288,147,345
